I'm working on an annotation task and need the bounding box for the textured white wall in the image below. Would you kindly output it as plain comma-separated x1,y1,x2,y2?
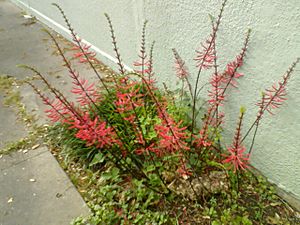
12,0,300,199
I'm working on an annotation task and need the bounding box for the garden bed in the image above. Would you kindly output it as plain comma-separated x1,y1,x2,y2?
5,1,300,224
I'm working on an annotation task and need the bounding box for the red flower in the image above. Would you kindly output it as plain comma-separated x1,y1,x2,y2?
44,98,73,122
115,81,144,115
208,73,225,106
133,59,151,75
193,108,214,148
256,82,288,116
173,49,190,79
71,112,118,149
223,146,249,172
71,78,100,106
177,162,192,179
221,55,244,88
255,59,299,118
194,136,212,148
194,35,216,70
72,37,97,63
223,109,249,172
155,116,189,154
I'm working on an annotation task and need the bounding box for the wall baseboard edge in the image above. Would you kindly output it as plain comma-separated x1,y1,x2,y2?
10,0,133,72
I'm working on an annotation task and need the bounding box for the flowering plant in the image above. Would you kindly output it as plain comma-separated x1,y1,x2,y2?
22,0,298,210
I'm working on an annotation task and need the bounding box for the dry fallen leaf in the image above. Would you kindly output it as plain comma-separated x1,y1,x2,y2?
31,144,40,150
202,216,210,219
7,197,13,203
56,193,62,198
23,14,33,19
270,202,281,207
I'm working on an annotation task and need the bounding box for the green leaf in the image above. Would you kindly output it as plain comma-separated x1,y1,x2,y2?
89,153,105,166
145,164,156,173
206,159,226,171
212,221,221,225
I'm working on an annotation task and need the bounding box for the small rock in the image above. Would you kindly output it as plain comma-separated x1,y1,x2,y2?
168,171,229,200
59,80,67,85
23,149,28,154
29,178,36,182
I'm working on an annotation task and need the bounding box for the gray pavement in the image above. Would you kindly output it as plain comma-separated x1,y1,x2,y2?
0,147,89,225
0,0,90,224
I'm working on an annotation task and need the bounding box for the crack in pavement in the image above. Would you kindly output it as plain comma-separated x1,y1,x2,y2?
0,148,48,172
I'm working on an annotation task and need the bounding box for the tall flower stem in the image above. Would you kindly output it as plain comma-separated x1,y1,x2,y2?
104,13,126,75
147,41,155,82
242,58,299,143
25,81,68,121
208,29,250,129
20,65,83,121
172,48,193,99
52,4,111,93
190,0,227,140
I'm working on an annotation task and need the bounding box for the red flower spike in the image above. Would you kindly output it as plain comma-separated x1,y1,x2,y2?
223,146,249,172
144,41,156,85
223,108,249,172
208,72,225,106
42,96,77,123
172,48,194,98
133,59,151,75
133,20,149,76
173,49,190,80
72,37,97,63
194,36,216,70
256,58,299,117
193,129,212,149
73,112,118,149
155,114,189,154
44,98,65,122
221,54,244,88
71,78,100,106
193,107,213,148
115,89,143,113
256,82,288,116
194,134,212,148
135,143,157,156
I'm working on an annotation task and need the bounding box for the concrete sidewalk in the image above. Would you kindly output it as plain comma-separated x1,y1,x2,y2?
0,0,90,224
0,147,89,225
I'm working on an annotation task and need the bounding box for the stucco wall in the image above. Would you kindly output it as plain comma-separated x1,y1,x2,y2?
11,0,300,199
